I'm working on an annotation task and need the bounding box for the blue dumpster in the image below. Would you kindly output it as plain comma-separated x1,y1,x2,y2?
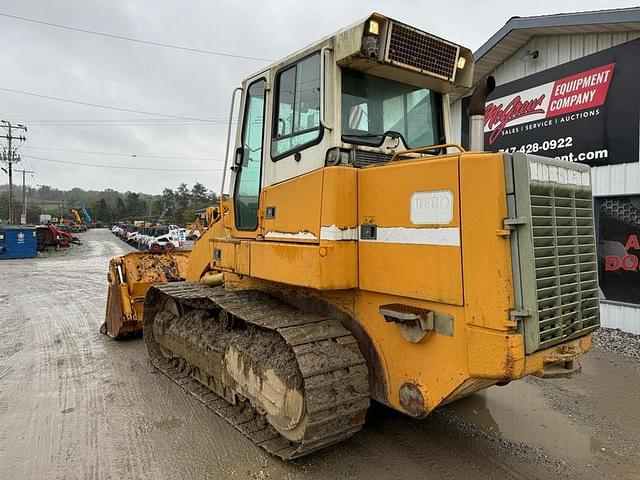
0,226,37,259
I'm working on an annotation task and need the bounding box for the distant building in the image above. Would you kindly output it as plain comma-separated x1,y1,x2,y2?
450,8,640,333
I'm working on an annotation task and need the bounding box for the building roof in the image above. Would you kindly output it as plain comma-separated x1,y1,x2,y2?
452,7,640,100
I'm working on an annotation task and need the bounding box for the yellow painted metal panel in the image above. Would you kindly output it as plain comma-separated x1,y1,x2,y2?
358,156,463,304
466,326,525,379
355,291,468,413
185,216,227,282
321,167,358,229
360,243,462,304
359,155,461,228
212,240,237,272
236,241,251,275
262,169,324,242
250,241,357,289
459,153,515,330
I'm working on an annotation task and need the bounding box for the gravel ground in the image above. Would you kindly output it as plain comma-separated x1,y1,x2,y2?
592,327,640,360
1,229,639,480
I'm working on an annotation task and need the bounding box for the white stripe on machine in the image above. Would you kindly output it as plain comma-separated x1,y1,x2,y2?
320,225,359,241
270,225,461,246
361,226,460,246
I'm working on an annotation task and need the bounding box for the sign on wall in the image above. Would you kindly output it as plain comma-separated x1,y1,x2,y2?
467,38,640,166
598,196,640,305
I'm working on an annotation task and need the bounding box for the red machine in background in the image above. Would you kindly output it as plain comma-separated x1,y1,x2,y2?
36,225,82,251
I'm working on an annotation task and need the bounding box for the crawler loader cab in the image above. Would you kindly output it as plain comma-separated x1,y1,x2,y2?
105,13,600,460
224,13,474,239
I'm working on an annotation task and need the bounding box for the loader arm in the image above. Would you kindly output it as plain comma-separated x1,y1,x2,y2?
101,206,226,338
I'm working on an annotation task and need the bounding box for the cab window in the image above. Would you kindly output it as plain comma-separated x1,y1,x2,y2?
272,53,321,159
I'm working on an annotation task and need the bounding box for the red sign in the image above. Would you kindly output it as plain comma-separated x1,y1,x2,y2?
484,63,616,145
605,234,640,272
547,63,615,116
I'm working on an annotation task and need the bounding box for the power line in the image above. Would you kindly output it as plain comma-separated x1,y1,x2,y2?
23,154,224,172
0,12,273,62
0,86,213,121
11,117,230,123
26,122,225,128
11,117,235,127
5,114,227,123
25,145,223,161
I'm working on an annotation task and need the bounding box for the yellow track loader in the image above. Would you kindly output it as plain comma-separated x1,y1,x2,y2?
103,13,599,459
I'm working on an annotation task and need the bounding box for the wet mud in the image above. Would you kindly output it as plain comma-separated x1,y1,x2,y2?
0,229,638,479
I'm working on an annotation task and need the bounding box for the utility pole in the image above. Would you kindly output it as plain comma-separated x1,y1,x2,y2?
15,168,35,224
0,120,28,224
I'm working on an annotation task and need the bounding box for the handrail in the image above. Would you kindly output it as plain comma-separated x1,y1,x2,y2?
319,46,333,131
220,87,243,197
389,143,466,162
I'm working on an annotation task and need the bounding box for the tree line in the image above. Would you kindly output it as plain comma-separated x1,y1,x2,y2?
0,182,218,225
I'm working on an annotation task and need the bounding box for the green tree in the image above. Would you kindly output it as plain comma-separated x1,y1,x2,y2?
116,197,126,220
92,198,111,222
125,192,142,218
191,182,208,205
175,183,190,210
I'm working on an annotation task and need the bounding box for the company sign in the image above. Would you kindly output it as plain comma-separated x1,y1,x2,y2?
598,196,640,306
472,38,640,166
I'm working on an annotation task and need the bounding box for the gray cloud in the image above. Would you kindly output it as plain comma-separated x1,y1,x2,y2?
1,0,636,193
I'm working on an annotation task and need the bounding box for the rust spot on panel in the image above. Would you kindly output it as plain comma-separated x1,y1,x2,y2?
399,382,425,417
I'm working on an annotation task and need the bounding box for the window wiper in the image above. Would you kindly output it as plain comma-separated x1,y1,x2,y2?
343,133,384,138
344,130,403,139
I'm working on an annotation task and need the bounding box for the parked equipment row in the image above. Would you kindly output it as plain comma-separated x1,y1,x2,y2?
111,224,185,252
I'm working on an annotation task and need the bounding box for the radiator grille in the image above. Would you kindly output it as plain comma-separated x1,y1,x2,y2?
352,150,416,167
529,184,600,350
353,150,392,167
386,22,459,81
507,153,600,354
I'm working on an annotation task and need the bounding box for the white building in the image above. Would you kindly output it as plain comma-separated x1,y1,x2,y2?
450,8,640,333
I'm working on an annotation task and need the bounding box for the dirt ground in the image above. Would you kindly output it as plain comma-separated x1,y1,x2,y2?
0,229,638,480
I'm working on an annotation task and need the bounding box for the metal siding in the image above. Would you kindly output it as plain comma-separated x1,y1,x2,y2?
474,31,640,92
598,32,613,50
545,36,560,69
570,33,584,58
557,36,571,64
450,30,640,333
584,33,599,55
600,302,640,334
612,32,630,45
592,163,640,196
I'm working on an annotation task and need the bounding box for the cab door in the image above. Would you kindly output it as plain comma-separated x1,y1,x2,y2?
229,74,269,238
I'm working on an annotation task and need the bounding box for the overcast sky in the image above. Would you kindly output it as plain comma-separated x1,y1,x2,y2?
0,0,637,194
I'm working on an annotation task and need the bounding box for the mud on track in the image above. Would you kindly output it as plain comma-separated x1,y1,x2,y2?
0,229,638,479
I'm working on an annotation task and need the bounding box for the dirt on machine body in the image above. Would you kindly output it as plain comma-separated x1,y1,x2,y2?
103,12,600,459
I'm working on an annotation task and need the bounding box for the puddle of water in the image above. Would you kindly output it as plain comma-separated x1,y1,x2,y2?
447,379,602,459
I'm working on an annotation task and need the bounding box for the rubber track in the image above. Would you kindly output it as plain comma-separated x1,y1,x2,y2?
144,282,370,459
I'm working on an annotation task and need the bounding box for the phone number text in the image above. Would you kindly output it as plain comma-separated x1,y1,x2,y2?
498,136,574,154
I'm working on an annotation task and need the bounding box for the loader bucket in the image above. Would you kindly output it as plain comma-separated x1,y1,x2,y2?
101,251,190,339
